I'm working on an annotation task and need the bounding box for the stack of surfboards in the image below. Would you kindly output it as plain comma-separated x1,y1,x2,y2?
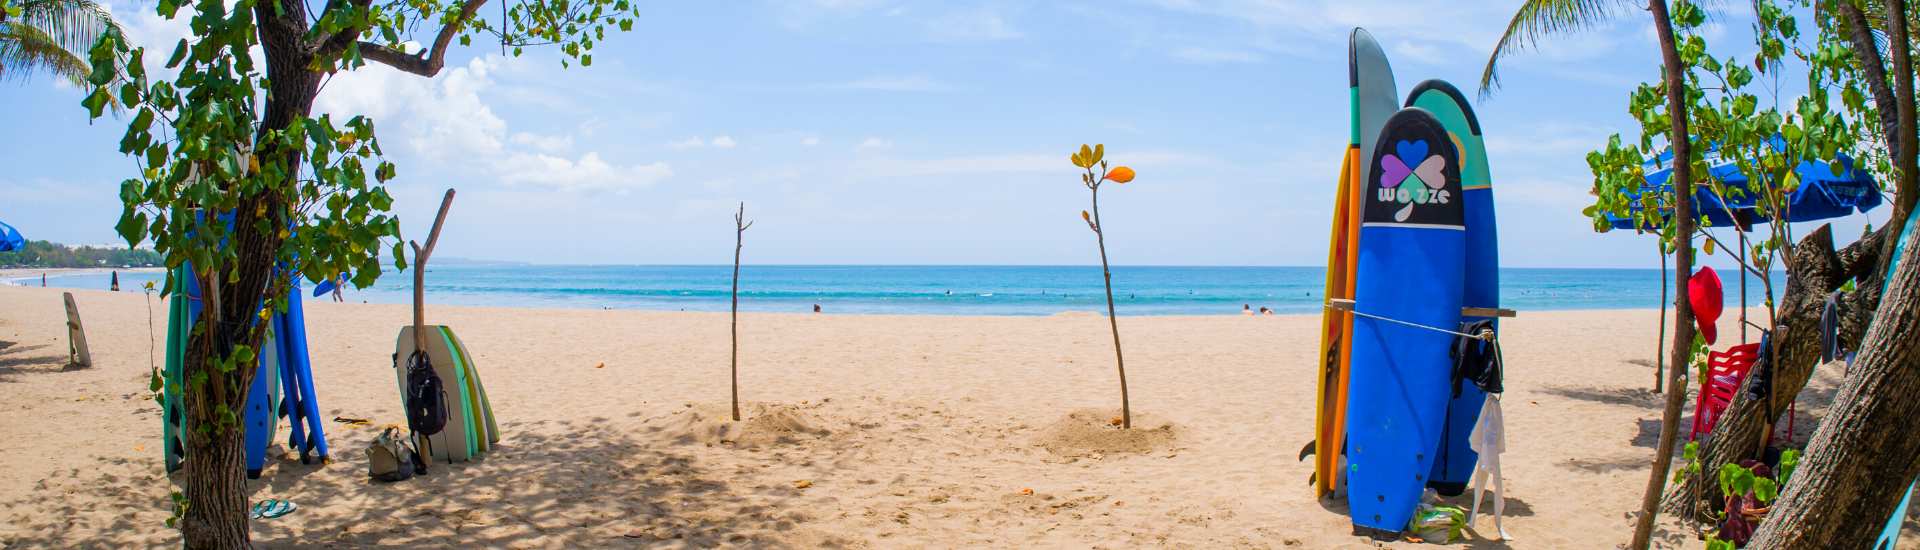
162,266,331,479
394,326,499,463
1306,27,1502,540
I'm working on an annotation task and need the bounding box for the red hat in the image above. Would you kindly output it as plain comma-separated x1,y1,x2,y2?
1689,266,1724,345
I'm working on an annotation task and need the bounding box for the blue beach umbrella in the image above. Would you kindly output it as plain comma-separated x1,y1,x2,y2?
1605,139,1883,231
0,219,23,252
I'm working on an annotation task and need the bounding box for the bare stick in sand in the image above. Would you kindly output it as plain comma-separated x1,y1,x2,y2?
732,202,753,422
1071,144,1137,429
411,189,457,352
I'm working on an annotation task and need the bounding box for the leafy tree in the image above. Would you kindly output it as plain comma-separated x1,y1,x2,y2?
1484,2,1704,547
1070,144,1137,429
0,239,164,267
0,0,120,87
78,0,638,545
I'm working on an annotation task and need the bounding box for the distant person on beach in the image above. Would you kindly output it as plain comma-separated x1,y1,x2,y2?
1260,307,1273,316
110,271,119,292
813,304,822,313
331,278,345,302
1242,304,1253,316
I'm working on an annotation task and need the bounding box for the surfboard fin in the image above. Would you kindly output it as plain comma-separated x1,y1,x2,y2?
1297,440,1316,461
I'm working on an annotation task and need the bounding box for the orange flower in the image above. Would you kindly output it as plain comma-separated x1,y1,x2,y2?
1105,166,1136,184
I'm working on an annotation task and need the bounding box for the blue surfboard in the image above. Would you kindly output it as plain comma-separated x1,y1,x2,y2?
1407,80,1497,496
1346,107,1467,539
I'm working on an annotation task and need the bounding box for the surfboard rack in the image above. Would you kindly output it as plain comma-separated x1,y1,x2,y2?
1328,299,1514,318
1462,306,1517,318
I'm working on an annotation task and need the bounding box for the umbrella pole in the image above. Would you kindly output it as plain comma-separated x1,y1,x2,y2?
1656,244,1668,393
1739,230,1750,345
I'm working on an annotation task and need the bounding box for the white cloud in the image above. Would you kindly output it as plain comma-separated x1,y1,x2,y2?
801,136,822,146
924,7,1021,41
497,152,672,192
822,75,952,92
669,136,736,149
1170,47,1262,65
510,132,574,153
312,55,669,193
855,137,893,151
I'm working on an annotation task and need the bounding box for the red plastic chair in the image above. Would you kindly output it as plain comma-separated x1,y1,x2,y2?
1689,343,1762,442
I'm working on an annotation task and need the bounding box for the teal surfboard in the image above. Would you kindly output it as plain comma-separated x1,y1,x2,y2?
1407,79,1497,496
1345,107,1467,539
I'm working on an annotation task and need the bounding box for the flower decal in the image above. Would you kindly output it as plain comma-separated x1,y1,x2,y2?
1377,139,1452,222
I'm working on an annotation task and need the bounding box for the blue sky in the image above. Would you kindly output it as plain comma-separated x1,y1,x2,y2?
0,1,1883,268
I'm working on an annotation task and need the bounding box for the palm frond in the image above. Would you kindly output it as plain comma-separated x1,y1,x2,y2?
1480,0,1640,98
16,0,121,57
0,23,89,86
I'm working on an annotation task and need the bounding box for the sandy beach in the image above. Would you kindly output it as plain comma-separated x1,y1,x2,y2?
0,284,1903,548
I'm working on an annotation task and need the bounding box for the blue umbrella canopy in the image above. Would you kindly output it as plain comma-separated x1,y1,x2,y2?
1606,139,1883,231
0,219,23,252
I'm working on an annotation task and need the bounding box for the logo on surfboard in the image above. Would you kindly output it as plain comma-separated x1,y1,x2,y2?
1376,139,1451,222
1364,108,1463,228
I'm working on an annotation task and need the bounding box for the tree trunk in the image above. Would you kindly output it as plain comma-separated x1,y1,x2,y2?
1630,1,1698,547
175,1,319,546
1091,185,1130,429
1748,205,1920,549
730,203,747,422
1666,225,1854,512
178,424,251,549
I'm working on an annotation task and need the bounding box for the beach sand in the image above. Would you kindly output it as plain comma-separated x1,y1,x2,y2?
0,284,1908,548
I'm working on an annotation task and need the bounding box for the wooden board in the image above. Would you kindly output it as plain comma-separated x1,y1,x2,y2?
62,292,90,369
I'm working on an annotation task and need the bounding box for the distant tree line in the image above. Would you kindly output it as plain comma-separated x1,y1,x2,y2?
0,241,162,268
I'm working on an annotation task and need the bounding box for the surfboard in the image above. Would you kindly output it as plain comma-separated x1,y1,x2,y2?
273,281,329,464
443,328,501,444
1407,79,1496,496
396,325,482,462
244,326,283,479
1310,26,1400,499
162,267,190,473
1345,107,1467,539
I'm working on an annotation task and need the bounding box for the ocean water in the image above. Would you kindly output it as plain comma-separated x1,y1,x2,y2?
23,265,1782,316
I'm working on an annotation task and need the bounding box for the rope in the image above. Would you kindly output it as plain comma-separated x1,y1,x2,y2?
1325,303,1496,342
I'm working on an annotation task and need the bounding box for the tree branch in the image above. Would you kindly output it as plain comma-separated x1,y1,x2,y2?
309,0,373,58
355,0,489,77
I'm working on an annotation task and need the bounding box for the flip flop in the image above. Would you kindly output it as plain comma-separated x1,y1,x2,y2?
250,499,296,520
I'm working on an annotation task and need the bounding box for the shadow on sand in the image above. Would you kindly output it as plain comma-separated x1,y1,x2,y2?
0,417,852,548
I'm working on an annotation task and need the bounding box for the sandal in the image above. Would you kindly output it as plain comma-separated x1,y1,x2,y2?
250,499,297,519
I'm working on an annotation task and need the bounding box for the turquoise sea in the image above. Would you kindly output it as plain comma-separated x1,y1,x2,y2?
25,265,1780,316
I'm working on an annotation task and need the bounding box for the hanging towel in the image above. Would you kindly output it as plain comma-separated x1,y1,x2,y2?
1744,332,1775,404
1467,395,1510,541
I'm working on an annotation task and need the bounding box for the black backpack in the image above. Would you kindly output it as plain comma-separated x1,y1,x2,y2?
404,350,449,436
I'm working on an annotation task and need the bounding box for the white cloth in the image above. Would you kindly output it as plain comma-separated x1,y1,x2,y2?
1467,395,1510,541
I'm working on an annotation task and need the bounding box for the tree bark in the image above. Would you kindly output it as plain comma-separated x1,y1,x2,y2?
1884,0,1919,274
1630,1,1698,548
1666,225,1848,511
1748,201,1920,549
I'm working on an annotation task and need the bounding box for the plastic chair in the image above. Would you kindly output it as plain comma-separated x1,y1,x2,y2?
1689,343,1762,442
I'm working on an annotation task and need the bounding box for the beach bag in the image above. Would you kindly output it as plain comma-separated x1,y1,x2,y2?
366,427,418,482
1407,503,1468,543
404,350,449,436
1451,320,1503,396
